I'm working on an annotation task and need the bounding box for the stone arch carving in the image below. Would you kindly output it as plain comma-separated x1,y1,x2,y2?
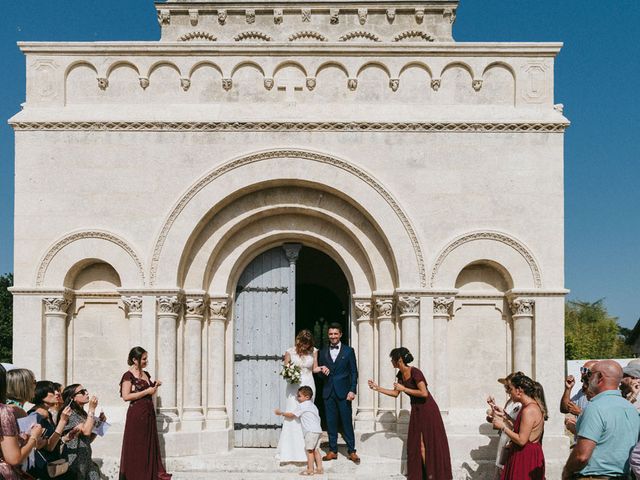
315,61,349,78
357,62,391,78
273,61,308,78
147,61,182,79
36,230,145,287
150,149,426,289
64,61,98,79
188,61,223,78
430,230,542,288
106,61,139,78
231,61,265,78
399,61,432,79
440,61,475,79
289,31,328,42
179,31,217,42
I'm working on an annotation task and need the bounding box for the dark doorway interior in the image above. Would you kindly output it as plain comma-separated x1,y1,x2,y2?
295,247,350,429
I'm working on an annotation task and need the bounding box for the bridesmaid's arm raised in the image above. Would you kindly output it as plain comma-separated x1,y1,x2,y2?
120,379,158,402
393,380,429,399
367,379,400,398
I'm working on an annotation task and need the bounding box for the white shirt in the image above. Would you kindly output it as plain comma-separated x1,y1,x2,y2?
293,400,322,434
329,342,341,361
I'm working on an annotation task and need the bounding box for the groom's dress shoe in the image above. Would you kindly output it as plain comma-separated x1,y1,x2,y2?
348,452,361,464
322,451,338,461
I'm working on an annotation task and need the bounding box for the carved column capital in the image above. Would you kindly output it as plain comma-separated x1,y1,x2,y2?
353,298,372,322
185,297,206,317
43,295,72,314
157,295,182,315
209,299,229,321
510,298,535,316
398,296,420,316
122,295,143,314
283,243,302,265
374,297,394,320
433,297,454,316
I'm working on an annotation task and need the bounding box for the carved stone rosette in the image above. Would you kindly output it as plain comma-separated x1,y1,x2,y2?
122,296,143,314
398,296,420,316
209,299,229,321
43,295,72,313
510,298,535,316
157,295,182,315
433,296,454,316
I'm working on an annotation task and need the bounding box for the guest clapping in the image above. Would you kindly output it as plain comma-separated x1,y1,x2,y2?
60,384,104,479
0,364,44,480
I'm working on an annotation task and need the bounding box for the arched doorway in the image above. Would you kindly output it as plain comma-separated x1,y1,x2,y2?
233,244,350,447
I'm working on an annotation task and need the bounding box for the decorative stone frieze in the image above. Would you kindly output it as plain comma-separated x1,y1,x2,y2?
158,9,170,26
274,9,283,24
375,298,394,319
386,9,396,22
329,9,339,24
189,9,198,26
358,8,367,25
354,300,372,322
217,10,227,25
246,9,255,24
415,8,425,23
301,8,311,22
185,297,205,316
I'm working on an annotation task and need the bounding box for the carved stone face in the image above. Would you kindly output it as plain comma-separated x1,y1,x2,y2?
218,9,227,25
389,79,400,92
222,78,232,91
264,78,274,90
347,78,358,91
431,79,441,91
306,78,316,91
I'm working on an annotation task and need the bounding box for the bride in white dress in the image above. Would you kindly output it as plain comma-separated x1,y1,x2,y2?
276,329,320,462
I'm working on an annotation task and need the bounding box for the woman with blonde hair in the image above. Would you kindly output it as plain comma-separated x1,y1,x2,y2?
6,368,36,417
276,329,320,463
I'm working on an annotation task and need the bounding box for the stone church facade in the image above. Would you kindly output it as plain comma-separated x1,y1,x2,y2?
10,0,569,476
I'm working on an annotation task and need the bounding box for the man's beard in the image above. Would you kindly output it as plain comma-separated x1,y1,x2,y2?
587,376,599,396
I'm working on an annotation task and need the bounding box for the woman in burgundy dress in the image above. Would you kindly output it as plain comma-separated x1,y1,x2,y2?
492,372,545,480
369,347,452,480
119,346,171,480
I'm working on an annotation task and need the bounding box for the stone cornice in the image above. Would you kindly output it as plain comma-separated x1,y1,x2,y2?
10,121,568,132
17,42,563,56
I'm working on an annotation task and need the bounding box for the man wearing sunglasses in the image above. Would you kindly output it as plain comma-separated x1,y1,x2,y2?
562,360,640,480
561,360,597,417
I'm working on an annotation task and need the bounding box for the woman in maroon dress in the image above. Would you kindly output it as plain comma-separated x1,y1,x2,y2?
368,347,452,480
492,372,545,480
119,346,171,480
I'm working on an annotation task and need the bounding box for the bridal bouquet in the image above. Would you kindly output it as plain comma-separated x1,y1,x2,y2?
280,362,302,385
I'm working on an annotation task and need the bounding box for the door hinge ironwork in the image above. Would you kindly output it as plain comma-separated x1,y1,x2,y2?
234,354,283,362
236,285,288,294
234,423,281,431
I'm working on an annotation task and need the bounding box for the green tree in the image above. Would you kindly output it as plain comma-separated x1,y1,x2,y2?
0,273,12,362
565,299,633,360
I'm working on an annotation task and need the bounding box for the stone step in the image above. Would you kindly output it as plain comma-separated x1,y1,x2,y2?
165,447,404,479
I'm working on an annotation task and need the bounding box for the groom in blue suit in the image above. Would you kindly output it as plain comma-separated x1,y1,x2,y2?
318,323,360,464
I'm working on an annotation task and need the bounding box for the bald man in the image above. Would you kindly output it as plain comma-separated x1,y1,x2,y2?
562,360,640,480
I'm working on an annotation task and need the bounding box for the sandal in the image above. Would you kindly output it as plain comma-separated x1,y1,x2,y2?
299,471,314,476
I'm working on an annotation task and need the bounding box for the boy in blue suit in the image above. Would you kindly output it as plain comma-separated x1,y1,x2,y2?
318,323,360,464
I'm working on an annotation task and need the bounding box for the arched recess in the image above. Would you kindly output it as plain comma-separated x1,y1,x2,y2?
430,230,543,289
449,261,511,409
36,230,145,287
180,183,395,294
151,149,425,290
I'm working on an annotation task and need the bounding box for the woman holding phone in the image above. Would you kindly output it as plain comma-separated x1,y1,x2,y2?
119,346,171,480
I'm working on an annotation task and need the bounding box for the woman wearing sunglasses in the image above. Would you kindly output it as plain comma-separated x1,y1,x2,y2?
60,384,105,479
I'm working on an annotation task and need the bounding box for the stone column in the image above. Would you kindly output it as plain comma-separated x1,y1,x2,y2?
397,295,420,430
433,297,454,412
156,295,181,422
122,296,143,348
182,295,206,430
43,294,72,384
375,296,396,430
510,298,535,376
283,244,302,332
207,297,229,429
354,297,374,431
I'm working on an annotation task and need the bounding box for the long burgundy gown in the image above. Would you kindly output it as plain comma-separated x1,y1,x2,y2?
119,371,171,480
397,367,452,480
500,404,545,480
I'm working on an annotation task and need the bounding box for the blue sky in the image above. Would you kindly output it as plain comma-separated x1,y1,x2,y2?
1,1,638,326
